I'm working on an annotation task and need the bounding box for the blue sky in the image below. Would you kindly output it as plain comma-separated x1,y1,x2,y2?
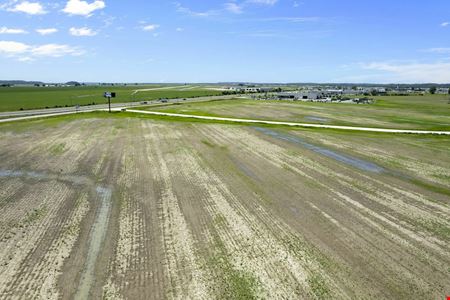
0,0,449,83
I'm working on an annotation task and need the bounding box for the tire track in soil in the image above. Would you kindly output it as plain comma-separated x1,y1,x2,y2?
191,125,350,299
74,186,113,300
71,123,125,300
153,124,335,299
205,125,450,298
0,183,74,299
4,193,90,300
0,119,122,299
103,120,167,300
144,123,212,300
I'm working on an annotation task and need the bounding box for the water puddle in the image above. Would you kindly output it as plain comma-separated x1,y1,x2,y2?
74,186,112,300
254,127,385,173
0,170,47,179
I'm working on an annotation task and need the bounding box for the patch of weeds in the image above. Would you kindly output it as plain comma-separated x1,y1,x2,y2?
201,139,215,148
219,145,229,152
408,178,450,197
286,149,301,157
213,215,227,228
207,231,261,299
24,206,48,224
307,274,330,299
64,223,80,236
416,219,450,241
282,236,334,270
282,163,295,172
49,142,66,155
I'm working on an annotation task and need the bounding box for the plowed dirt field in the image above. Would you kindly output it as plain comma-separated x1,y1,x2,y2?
1,116,449,299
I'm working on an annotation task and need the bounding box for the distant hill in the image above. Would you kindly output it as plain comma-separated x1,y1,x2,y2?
0,80,44,85
65,81,82,86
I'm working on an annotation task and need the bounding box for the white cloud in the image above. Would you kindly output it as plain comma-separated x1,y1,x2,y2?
7,1,47,15
0,40,84,60
361,61,450,83
142,24,160,32
31,44,83,57
0,41,30,54
423,47,450,54
62,0,105,16
441,22,449,27
176,27,184,32
246,0,278,5
18,56,33,62
0,27,28,34
257,16,320,22
174,2,217,17
225,2,243,14
69,27,97,36
36,28,58,35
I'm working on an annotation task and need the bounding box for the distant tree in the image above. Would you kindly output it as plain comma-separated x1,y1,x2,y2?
430,86,437,94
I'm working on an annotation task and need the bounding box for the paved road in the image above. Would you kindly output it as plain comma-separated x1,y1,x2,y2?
121,109,450,136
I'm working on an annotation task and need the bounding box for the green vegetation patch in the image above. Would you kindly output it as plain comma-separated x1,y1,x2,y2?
201,139,216,148
49,142,66,155
307,274,331,299
206,222,261,299
24,206,48,224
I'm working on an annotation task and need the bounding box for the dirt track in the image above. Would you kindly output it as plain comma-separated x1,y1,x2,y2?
0,117,449,299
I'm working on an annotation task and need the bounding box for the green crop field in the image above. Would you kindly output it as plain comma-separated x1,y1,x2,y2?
143,94,450,130
0,85,224,112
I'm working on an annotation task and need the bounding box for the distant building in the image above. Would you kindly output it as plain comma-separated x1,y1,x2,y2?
436,88,450,94
226,86,275,93
277,91,323,100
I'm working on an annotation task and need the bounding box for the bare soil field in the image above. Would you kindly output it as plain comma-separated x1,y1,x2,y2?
0,115,449,299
